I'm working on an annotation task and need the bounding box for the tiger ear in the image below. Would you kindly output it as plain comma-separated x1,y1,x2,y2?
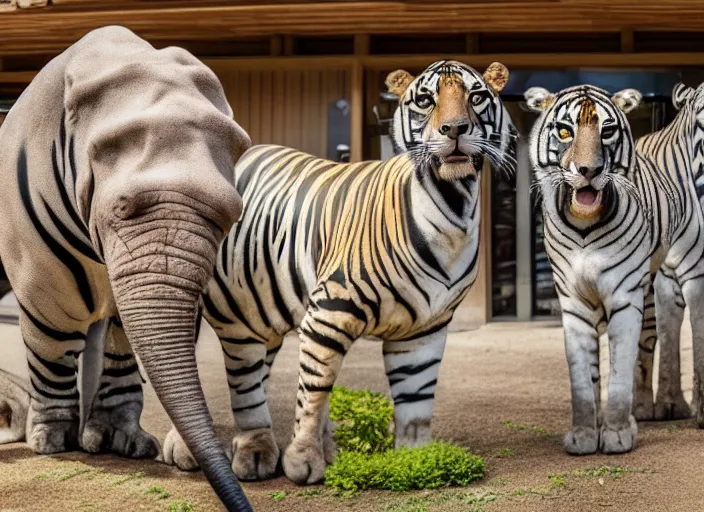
612,88,642,114
523,87,555,113
672,82,695,111
483,62,509,93
385,69,415,98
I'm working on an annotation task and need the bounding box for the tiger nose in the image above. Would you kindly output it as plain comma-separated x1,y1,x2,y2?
578,165,603,180
439,121,470,139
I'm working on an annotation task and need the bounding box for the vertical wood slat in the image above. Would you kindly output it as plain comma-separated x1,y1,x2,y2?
219,65,351,158
350,62,364,162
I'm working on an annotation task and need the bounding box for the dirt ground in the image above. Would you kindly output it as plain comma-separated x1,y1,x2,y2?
1,315,703,512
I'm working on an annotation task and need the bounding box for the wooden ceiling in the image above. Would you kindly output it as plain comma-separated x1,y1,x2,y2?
3,0,704,56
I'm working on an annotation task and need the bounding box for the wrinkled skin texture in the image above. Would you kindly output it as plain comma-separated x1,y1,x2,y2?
0,26,252,510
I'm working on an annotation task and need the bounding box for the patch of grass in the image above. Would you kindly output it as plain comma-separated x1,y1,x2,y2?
295,489,324,498
667,424,680,431
512,488,549,496
168,500,195,512
325,441,485,492
268,491,287,501
384,492,500,512
496,448,514,457
575,465,648,478
34,473,49,479
58,468,93,481
549,474,567,488
110,471,145,486
502,421,549,438
145,487,172,500
329,386,394,455
491,477,510,486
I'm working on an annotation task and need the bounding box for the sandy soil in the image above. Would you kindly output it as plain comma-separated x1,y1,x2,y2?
1,316,703,512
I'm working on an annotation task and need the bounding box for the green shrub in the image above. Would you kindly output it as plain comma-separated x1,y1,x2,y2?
329,386,394,454
325,441,486,492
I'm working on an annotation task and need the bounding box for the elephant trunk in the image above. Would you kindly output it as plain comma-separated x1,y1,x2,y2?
104,203,251,512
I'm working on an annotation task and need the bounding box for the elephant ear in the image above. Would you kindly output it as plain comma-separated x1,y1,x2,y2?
385,69,415,98
612,88,643,114
672,82,695,111
524,87,555,113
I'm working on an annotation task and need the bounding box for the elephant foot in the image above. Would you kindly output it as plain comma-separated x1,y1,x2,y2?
633,389,655,421
599,416,637,454
563,426,598,455
231,428,280,481
654,394,692,421
395,417,432,449
162,426,200,471
81,401,159,458
283,435,327,485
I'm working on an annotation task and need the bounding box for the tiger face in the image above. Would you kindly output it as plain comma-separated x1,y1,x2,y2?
525,85,642,225
386,60,514,181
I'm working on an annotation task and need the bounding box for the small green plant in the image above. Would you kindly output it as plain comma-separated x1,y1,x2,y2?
497,448,514,457
502,421,549,437
168,500,195,512
59,468,92,481
576,465,647,478
295,489,324,498
667,424,680,431
145,487,172,500
110,471,145,486
325,441,485,492
268,491,287,501
384,492,500,512
549,474,567,487
329,386,394,454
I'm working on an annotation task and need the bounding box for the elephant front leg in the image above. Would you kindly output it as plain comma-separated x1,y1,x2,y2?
653,273,690,420
81,319,159,459
282,301,362,485
22,307,84,454
383,327,447,449
601,297,642,454
562,307,601,455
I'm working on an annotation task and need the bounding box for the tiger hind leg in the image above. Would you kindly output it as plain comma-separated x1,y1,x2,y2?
81,319,159,459
652,273,691,420
383,326,447,448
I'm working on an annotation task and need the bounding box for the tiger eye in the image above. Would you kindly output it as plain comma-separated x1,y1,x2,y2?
558,128,572,141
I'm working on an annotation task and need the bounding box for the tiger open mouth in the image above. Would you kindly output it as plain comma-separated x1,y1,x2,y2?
569,185,603,219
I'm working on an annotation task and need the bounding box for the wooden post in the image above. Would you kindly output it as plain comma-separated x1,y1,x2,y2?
621,29,634,53
283,35,295,56
481,159,493,323
350,60,364,162
466,34,480,54
354,34,370,56
270,36,282,57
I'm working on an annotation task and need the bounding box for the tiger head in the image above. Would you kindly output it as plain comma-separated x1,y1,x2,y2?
524,85,642,226
386,60,515,181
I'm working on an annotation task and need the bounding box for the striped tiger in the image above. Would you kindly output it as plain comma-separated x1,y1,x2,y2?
524,83,704,455
633,81,704,425
160,60,517,484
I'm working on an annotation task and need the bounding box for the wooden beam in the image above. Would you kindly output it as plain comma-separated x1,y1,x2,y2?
5,51,704,90
621,29,635,53
354,34,370,56
350,61,364,162
4,2,704,55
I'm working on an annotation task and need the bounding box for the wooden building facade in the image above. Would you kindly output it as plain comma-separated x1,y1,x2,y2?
2,0,704,329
